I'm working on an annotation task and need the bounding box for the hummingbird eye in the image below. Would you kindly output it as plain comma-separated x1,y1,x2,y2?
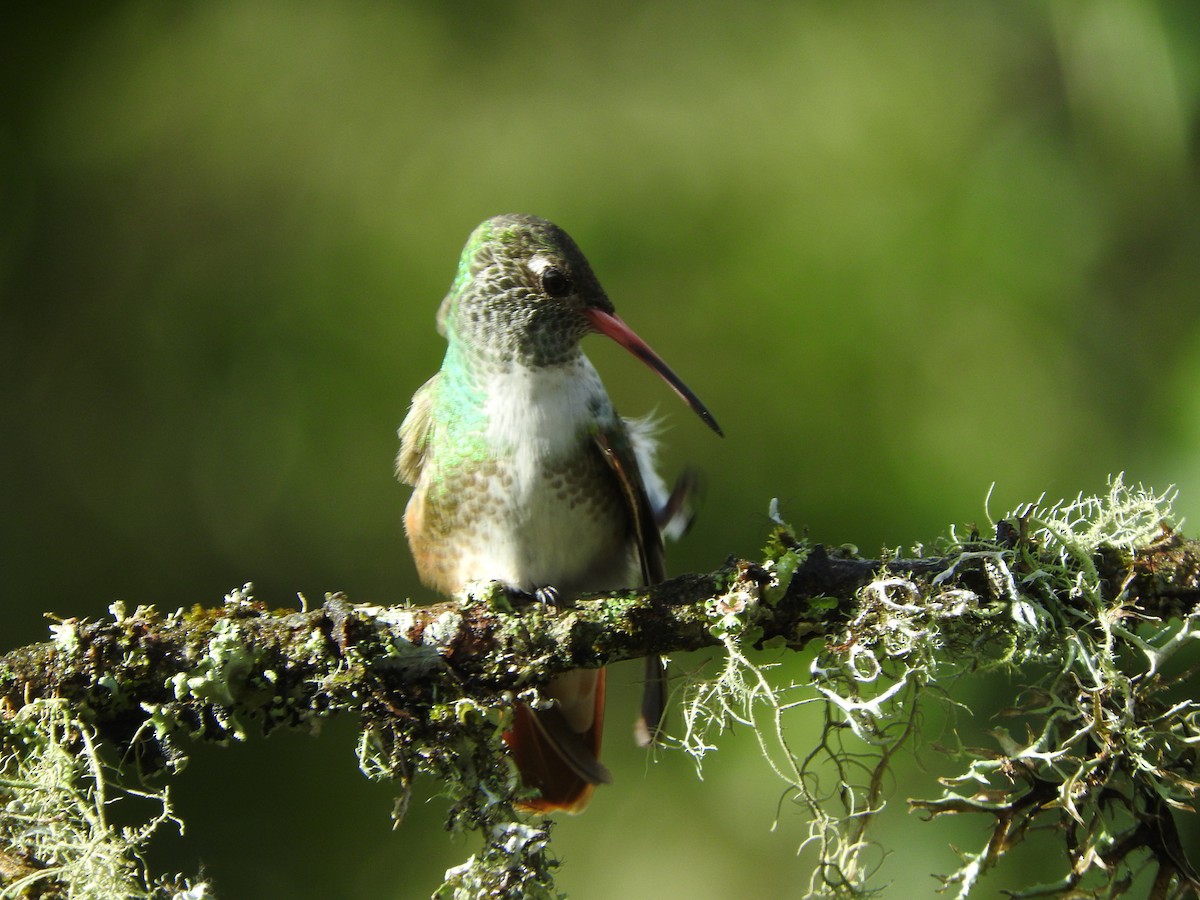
538,266,572,298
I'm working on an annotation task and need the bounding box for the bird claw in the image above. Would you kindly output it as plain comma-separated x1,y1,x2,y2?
504,584,562,609
534,585,561,607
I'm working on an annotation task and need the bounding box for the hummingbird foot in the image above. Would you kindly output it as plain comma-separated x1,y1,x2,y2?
503,584,562,609
533,585,562,607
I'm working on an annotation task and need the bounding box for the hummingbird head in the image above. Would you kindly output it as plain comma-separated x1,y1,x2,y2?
439,213,613,368
440,214,722,436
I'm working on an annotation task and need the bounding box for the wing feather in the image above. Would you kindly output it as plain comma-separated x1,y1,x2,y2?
592,423,665,585
396,374,439,485
592,422,670,746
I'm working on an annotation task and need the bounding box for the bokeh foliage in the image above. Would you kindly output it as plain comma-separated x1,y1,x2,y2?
3,2,1199,897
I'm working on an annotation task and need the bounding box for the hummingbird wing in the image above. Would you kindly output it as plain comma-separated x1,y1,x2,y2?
396,373,439,485
592,421,671,747
593,422,665,585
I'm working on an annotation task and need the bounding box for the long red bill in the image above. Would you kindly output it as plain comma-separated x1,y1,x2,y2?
584,308,723,437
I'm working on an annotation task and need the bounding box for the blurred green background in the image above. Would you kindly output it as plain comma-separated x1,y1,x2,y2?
3,2,1200,897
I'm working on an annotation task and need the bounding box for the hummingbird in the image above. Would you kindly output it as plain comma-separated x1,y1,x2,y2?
396,214,721,813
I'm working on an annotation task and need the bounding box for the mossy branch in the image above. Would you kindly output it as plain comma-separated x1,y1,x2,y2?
1,547,1195,734
1,478,1200,897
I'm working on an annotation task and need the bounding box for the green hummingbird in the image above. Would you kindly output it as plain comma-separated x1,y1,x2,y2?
396,214,721,813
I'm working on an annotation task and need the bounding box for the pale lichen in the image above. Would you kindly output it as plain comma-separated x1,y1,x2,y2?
48,617,80,656
674,477,1200,899
0,699,207,899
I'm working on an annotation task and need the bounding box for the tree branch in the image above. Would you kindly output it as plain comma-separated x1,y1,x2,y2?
0,538,1184,727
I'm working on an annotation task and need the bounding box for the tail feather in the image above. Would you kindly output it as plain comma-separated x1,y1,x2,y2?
503,670,608,814
634,654,668,748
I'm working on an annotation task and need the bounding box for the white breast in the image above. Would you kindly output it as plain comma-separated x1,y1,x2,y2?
447,356,637,594
482,356,608,476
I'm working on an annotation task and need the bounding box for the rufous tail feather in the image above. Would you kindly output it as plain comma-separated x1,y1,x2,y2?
503,670,609,814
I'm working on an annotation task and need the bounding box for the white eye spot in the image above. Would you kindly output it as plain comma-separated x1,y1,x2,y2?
528,254,572,298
